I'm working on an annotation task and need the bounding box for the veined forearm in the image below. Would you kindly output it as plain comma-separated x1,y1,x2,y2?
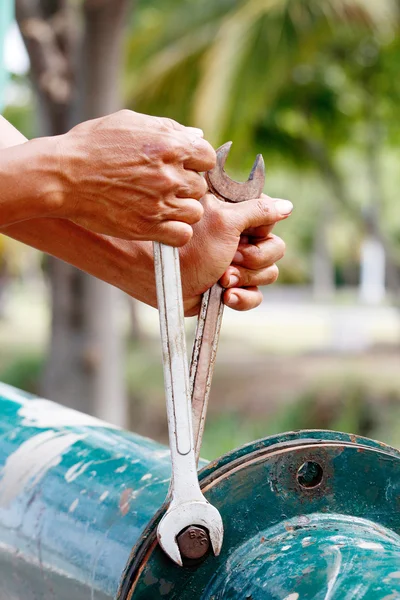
0,116,156,304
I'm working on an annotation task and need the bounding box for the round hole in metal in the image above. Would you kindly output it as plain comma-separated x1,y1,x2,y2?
297,461,323,488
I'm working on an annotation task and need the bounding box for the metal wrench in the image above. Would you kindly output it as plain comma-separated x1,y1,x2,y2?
190,142,265,463
154,242,223,566
154,142,265,566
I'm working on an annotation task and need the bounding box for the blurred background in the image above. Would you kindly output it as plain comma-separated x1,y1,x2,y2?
1,0,400,460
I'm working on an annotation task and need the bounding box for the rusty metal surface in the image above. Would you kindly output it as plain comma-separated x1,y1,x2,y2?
205,142,265,203
124,430,400,599
177,526,210,561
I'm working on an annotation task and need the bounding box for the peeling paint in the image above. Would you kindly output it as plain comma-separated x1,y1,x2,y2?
18,398,119,429
357,541,384,551
65,460,93,483
115,465,128,473
69,498,79,513
0,430,86,507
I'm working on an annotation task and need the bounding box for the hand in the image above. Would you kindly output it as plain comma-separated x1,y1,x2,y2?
179,193,292,316
54,110,216,246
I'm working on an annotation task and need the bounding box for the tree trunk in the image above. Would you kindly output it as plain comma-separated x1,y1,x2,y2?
16,0,129,426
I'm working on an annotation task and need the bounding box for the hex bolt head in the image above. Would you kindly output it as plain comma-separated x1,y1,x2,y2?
177,526,210,561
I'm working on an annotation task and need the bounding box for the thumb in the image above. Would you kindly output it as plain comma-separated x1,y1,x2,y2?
227,195,293,233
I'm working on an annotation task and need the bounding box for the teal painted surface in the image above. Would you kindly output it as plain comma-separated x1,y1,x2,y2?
0,383,173,599
129,430,400,599
2,382,400,600
0,0,13,112
206,513,400,599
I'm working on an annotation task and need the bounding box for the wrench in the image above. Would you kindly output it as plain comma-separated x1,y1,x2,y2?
154,242,223,566
190,142,265,463
154,142,265,566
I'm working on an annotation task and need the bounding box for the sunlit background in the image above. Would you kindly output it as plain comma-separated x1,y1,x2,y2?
1,0,400,460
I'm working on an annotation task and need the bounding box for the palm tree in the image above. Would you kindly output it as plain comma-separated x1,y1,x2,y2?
125,0,400,298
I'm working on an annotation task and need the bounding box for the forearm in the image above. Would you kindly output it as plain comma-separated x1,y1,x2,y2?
0,118,63,227
0,116,156,304
3,218,156,304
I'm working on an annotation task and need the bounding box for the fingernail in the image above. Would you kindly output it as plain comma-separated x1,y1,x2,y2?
233,251,244,264
275,199,293,216
229,293,239,306
228,274,240,288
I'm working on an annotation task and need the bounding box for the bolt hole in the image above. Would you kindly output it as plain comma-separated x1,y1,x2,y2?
297,461,323,488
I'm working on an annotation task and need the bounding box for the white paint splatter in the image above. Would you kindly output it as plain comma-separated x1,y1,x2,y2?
301,537,314,547
325,547,342,600
357,541,384,551
115,465,127,473
18,399,119,429
99,491,109,502
69,498,79,513
0,383,29,405
281,545,291,551
141,473,152,481
0,430,86,507
65,460,93,483
283,593,299,600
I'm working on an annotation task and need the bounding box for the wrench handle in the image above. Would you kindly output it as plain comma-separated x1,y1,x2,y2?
153,242,192,456
189,283,224,464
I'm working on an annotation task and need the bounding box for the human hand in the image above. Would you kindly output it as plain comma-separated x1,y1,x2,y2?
54,110,216,246
179,193,292,316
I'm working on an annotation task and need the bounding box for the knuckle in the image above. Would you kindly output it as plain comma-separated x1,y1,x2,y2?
161,169,180,191
256,198,272,219
161,117,181,131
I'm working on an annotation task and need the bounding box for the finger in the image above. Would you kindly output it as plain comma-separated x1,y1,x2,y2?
176,171,208,200
167,198,204,225
242,197,293,237
183,137,216,171
219,264,279,289
185,127,204,138
148,220,193,247
223,287,263,311
226,196,293,233
242,224,275,238
232,234,286,270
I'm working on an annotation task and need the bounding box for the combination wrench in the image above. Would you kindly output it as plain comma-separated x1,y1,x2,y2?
154,142,265,566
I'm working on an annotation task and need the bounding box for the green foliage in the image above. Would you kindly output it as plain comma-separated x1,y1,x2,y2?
0,353,44,393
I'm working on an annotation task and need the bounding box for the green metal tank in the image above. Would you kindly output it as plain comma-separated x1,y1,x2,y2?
1,382,400,599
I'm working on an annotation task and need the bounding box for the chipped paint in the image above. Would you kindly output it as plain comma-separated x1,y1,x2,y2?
99,491,109,502
119,488,134,516
115,465,128,473
0,430,86,507
69,498,79,513
141,473,152,481
357,540,384,550
65,460,93,483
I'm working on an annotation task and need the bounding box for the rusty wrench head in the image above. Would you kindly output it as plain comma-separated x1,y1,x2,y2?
205,141,265,203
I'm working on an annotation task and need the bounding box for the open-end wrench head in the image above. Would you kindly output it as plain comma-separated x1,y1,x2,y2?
206,141,265,203
157,500,224,566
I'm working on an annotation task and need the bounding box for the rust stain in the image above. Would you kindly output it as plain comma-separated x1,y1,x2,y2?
119,488,133,516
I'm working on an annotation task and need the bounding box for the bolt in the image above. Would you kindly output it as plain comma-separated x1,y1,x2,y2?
177,525,210,561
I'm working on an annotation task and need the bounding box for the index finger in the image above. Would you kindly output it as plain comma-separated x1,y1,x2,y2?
183,136,216,171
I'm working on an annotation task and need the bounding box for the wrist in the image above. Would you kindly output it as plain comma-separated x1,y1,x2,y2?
0,136,65,227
